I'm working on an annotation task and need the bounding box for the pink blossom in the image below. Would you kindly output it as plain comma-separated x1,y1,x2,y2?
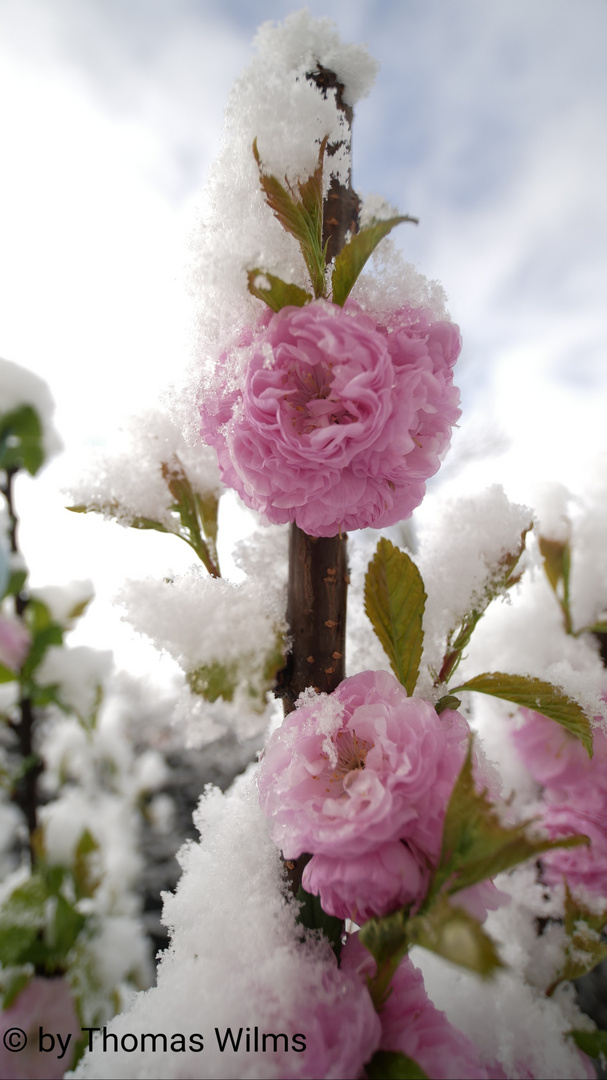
0,976,80,1079
513,708,607,792
279,952,381,1079
258,670,470,916
302,840,429,922
0,614,30,672
342,935,489,1080
539,793,607,895
200,300,460,537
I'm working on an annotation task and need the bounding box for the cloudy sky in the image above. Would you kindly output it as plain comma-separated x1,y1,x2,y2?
1,0,606,653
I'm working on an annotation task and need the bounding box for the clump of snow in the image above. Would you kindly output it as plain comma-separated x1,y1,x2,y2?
0,356,62,461
73,773,374,1079
67,407,221,529
30,580,94,626
350,234,448,323
118,568,283,678
416,485,534,691
172,683,272,747
411,942,593,1079
36,645,112,718
187,10,377,375
569,455,607,630
532,481,573,544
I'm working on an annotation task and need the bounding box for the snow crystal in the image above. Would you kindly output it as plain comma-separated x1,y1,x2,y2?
0,356,62,461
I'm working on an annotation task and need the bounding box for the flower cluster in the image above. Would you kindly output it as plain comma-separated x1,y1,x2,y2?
514,709,607,896
200,299,461,537
258,669,472,921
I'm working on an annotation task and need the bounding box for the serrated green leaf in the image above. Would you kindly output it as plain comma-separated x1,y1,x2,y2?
187,661,237,703
365,1050,429,1080
431,741,589,902
295,883,343,960
247,268,312,312
364,538,426,695
0,405,45,475
569,1028,607,1061
331,215,417,306
253,138,326,298
452,672,593,756
547,885,607,995
407,896,504,977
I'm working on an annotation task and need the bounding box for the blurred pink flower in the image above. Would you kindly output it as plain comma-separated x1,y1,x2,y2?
258,670,470,916
0,976,80,1079
540,793,607,895
513,709,607,792
200,300,460,537
0,615,30,672
280,952,381,1079
342,934,489,1080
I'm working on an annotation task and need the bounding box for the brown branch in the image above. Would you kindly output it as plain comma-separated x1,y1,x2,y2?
276,67,358,898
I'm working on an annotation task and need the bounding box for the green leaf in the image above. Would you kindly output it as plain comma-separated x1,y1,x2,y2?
161,458,221,577
1,971,32,1009
365,1050,429,1080
0,405,45,475
359,907,410,1007
253,138,327,298
331,215,417,306
4,568,27,599
547,885,607,995
435,694,461,714
569,1029,607,1061
187,661,237,703
406,896,503,977
21,622,64,680
451,672,593,756
247,269,312,312
295,883,343,960
73,828,101,899
431,740,589,902
539,536,568,595
364,538,426,695
0,663,17,683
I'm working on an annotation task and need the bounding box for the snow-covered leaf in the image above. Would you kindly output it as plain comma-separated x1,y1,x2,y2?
331,215,417,306
247,269,312,312
452,672,593,756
